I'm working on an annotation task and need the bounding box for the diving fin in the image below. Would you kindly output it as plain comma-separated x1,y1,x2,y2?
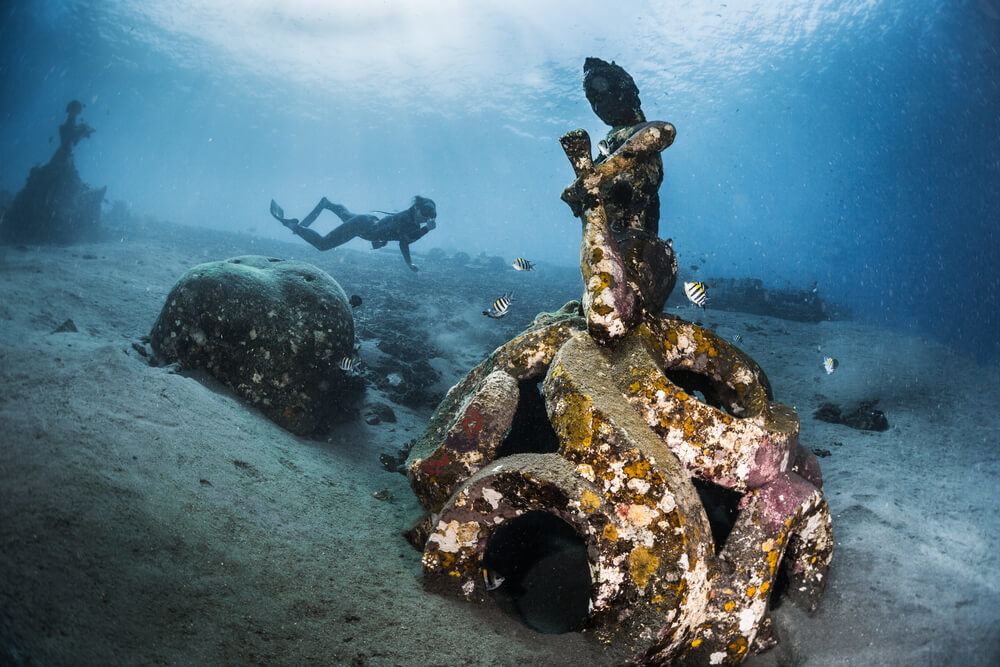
269,199,285,221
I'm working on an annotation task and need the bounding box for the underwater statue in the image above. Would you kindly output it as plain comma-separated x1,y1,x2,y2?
0,100,107,245
404,58,833,665
270,195,437,272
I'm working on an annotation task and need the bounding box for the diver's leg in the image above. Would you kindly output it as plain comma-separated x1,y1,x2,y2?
292,216,376,251
300,197,354,228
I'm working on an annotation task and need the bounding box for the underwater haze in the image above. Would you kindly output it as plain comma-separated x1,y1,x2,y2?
3,2,1000,666
2,0,998,360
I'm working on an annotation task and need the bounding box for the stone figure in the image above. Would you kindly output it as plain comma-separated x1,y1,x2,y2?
0,100,106,245
405,60,832,665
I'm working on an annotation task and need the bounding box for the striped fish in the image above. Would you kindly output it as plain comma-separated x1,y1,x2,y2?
511,257,535,271
339,356,359,373
683,281,708,308
732,333,743,344
483,291,513,319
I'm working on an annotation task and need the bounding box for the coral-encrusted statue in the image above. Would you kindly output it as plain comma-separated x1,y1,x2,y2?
406,60,832,665
0,100,106,245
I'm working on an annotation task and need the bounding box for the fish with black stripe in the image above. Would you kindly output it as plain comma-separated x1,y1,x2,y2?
511,257,535,271
483,291,514,319
684,281,708,308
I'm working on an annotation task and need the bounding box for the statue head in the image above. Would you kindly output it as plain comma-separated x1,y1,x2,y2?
583,58,645,127
66,100,84,116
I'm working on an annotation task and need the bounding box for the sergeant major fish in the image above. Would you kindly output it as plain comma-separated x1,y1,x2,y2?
483,292,513,319
684,281,708,308
339,356,360,373
511,257,535,271
823,357,839,375
483,567,505,591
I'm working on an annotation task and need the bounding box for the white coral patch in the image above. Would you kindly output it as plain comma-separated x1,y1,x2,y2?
710,652,726,665
626,504,657,527
627,478,650,494
657,491,677,514
482,487,503,510
738,607,757,634
427,520,480,553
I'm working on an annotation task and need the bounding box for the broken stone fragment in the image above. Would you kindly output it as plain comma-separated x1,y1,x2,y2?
52,318,77,333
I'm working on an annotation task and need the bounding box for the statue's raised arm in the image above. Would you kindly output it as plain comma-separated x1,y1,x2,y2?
559,58,678,346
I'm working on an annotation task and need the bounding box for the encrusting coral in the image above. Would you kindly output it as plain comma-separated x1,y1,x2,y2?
407,59,832,665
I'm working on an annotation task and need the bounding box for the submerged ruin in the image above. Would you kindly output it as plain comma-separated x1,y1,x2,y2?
0,101,106,245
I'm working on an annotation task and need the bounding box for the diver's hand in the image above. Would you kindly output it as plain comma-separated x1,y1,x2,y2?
409,264,420,272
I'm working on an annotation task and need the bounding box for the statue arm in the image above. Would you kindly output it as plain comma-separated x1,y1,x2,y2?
559,129,638,346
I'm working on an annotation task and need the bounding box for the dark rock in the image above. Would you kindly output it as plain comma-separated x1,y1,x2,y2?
812,448,832,458
149,255,360,436
365,402,396,424
424,247,447,262
130,341,149,358
671,277,838,322
448,251,470,266
813,402,842,422
380,439,414,475
52,319,77,333
349,294,363,308
842,400,889,431
364,413,381,425
372,489,392,501
813,400,888,431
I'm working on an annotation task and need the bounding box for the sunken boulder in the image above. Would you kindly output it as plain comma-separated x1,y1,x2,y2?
150,255,359,435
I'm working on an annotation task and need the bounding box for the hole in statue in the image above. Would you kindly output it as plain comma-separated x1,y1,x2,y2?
692,478,742,553
494,381,559,458
483,511,592,634
664,368,748,418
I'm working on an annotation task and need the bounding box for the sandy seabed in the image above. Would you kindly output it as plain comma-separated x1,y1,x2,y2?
1,224,998,666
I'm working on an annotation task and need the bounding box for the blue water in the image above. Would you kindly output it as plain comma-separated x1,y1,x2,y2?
1,0,998,360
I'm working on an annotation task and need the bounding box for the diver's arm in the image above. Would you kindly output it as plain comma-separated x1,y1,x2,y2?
399,240,418,271
410,220,435,241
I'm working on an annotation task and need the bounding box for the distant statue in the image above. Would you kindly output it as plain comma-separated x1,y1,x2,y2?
53,100,95,164
270,196,437,272
560,58,678,344
0,100,106,245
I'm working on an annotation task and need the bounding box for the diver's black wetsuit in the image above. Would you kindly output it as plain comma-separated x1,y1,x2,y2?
271,196,436,271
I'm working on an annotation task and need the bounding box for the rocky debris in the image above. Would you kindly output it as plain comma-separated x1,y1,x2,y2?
812,448,833,458
670,277,838,323
372,489,393,501
363,402,396,425
379,439,414,475
130,341,149,358
149,255,361,436
814,400,889,431
51,319,77,333
1,101,106,245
